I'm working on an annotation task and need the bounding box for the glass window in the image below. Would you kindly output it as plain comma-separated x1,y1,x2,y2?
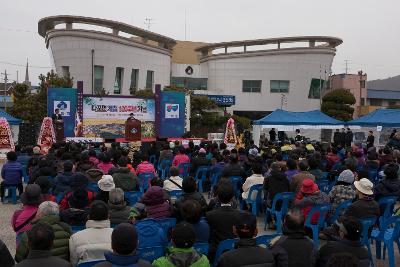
114,67,124,94
370,98,382,106
170,77,208,90
61,66,70,78
94,65,104,94
270,80,289,93
130,69,139,89
308,78,324,99
360,80,366,88
146,70,154,90
242,80,262,93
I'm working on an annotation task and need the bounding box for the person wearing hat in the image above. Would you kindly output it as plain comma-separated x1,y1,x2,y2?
190,147,211,176
60,188,89,226
153,222,210,267
317,216,369,267
35,176,56,202
59,173,95,211
217,212,275,267
294,178,329,225
374,163,400,200
328,170,356,216
95,175,115,203
93,223,152,267
15,201,72,263
11,184,43,235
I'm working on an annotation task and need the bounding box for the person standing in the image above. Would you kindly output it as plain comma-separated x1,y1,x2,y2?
366,131,375,149
333,129,341,147
125,113,141,142
51,108,62,121
345,128,353,147
339,128,346,148
269,128,277,142
295,129,303,142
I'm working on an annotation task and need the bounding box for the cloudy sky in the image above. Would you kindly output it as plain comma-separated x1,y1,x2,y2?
1,0,399,85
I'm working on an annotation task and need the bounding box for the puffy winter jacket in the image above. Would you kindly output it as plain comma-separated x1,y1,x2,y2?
374,178,400,200
11,205,38,234
86,168,104,183
1,161,23,185
109,202,132,225
111,167,140,191
52,171,74,196
141,186,171,219
15,215,72,262
153,247,210,267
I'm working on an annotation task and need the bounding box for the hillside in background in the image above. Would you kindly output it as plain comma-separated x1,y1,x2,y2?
368,75,400,90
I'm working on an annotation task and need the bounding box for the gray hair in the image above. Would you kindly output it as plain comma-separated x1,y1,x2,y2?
109,188,125,205
38,201,59,216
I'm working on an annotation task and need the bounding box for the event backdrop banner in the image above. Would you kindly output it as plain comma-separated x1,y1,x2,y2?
82,96,155,139
159,91,185,138
47,88,77,137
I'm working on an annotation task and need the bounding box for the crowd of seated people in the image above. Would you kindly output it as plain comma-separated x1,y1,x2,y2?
1,134,400,267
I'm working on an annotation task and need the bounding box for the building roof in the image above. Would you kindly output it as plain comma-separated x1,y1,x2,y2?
367,89,400,100
38,15,176,48
171,41,209,64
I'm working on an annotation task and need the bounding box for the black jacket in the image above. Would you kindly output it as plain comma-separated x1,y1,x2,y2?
206,206,243,261
317,239,369,267
217,238,275,267
269,231,316,267
0,239,14,267
374,178,400,200
221,163,246,179
342,198,380,220
367,135,375,148
264,170,290,207
333,131,341,146
190,155,210,176
174,192,208,219
345,131,353,146
109,202,131,225
60,208,89,226
14,250,71,267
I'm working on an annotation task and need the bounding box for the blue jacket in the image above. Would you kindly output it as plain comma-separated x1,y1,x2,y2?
93,251,152,267
17,153,30,167
52,171,74,196
1,161,23,184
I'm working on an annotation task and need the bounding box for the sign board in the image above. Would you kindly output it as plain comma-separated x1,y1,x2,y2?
207,95,235,106
82,96,155,139
159,91,185,138
65,137,104,143
47,88,77,137
377,126,383,132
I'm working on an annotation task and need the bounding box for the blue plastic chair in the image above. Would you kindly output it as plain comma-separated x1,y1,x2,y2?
316,179,331,194
157,160,171,180
359,216,377,267
241,184,263,216
138,172,155,192
264,192,295,233
304,203,331,248
371,216,400,267
178,162,191,178
208,169,221,199
168,190,183,199
156,218,177,240
2,186,19,204
195,166,209,193
229,176,242,198
193,242,209,255
255,234,279,246
124,191,143,206
327,199,353,225
368,169,379,184
149,154,157,166
71,225,86,233
137,246,165,263
77,260,106,267
87,182,100,193
213,238,238,267
378,196,397,229
22,166,29,184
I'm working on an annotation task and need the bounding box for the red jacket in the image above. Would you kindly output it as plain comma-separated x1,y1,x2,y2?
136,161,156,175
59,190,95,211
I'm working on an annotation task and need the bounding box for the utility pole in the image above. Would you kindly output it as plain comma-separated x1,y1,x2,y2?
1,70,8,112
344,59,349,74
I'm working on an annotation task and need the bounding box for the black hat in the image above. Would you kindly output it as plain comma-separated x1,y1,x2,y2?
20,184,43,206
235,212,257,232
172,222,196,248
112,223,138,255
68,188,89,209
35,176,52,194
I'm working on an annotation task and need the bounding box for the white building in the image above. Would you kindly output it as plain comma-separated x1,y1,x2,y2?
39,15,342,118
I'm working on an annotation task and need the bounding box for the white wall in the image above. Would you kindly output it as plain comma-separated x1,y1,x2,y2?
202,50,334,113
48,34,171,94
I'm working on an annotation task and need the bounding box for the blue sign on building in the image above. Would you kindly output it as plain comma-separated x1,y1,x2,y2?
204,95,236,106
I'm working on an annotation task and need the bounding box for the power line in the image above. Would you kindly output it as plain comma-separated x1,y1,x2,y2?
0,60,51,69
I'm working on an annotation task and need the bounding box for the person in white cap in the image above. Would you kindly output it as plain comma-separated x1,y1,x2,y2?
328,170,356,215
95,175,115,203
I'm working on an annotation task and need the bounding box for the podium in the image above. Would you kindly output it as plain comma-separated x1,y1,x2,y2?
125,118,141,142
54,120,64,143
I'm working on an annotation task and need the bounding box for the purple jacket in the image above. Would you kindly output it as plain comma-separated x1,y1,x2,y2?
141,186,171,219
1,161,23,185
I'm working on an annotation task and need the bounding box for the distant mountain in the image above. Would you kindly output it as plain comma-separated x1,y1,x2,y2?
367,75,400,90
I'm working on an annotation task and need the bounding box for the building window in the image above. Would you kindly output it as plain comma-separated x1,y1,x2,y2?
170,77,207,90
388,100,397,107
360,98,365,106
360,80,366,88
130,69,139,90
370,98,382,106
114,67,124,94
242,80,262,93
146,70,154,90
61,66,70,78
308,78,324,99
94,65,104,94
270,80,289,93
